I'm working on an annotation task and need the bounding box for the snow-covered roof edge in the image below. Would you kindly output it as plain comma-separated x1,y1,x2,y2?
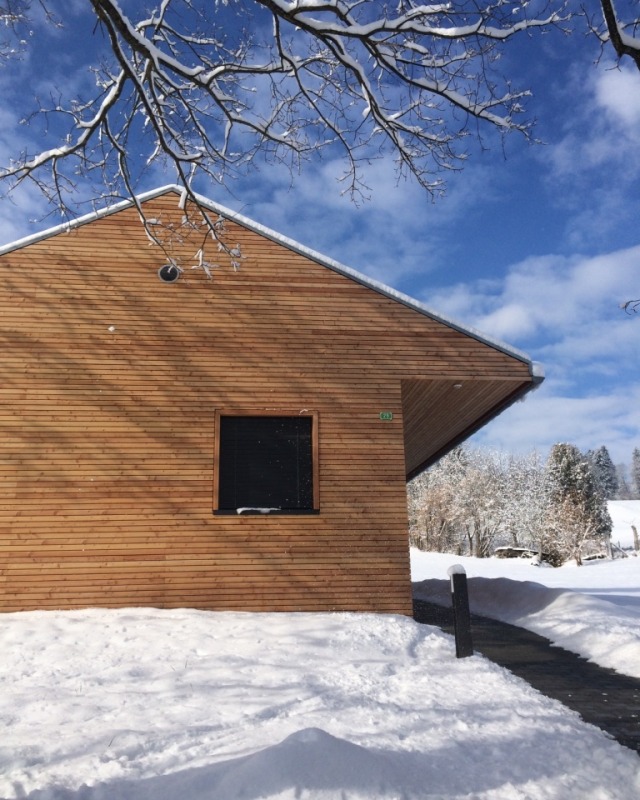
0,184,543,378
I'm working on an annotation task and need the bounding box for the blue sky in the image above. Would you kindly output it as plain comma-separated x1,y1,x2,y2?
0,5,638,470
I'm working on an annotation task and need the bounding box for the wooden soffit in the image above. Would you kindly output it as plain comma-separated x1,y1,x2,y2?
401,376,536,479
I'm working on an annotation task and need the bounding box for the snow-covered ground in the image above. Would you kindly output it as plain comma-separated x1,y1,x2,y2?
1,502,639,799
413,500,640,679
609,500,640,551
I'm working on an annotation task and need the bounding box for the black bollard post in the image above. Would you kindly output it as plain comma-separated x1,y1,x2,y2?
447,565,473,658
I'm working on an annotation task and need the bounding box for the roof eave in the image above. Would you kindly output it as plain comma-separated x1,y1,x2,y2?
406,369,545,481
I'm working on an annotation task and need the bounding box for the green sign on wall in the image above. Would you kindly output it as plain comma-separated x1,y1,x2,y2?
379,411,393,421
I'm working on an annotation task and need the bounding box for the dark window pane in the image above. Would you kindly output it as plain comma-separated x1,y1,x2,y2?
218,416,313,510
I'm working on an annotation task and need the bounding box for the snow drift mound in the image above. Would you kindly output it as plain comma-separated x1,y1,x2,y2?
26,728,410,800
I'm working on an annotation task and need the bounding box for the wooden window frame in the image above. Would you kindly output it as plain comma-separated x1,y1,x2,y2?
213,410,320,514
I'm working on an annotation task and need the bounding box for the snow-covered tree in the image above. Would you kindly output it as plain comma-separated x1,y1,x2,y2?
409,443,617,565
408,448,467,554
500,450,551,552
451,449,508,558
409,447,527,558
2,1,638,227
408,464,460,555
544,443,612,565
545,495,604,566
0,0,567,220
586,446,619,499
632,448,640,498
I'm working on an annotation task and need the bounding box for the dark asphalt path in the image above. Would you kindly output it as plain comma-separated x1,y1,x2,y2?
413,598,640,754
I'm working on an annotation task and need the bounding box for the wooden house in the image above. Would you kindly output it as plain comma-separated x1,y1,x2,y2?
0,186,542,614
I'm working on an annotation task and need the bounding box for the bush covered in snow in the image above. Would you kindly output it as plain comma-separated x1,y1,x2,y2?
408,443,614,565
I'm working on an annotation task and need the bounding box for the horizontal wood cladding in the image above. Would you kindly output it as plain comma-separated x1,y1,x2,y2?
0,191,533,614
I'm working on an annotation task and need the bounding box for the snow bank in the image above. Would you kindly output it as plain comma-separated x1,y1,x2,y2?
412,550,640,678
2,609,639,799
3,506,640,798
609,499,640,549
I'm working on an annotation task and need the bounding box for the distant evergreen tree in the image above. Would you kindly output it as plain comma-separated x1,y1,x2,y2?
545,443,612,564
615,464,633,500
587,446,619,499
547,444,589,500
632,449,640,499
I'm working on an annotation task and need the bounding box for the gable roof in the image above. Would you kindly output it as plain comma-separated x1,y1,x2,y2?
0,185,541,376
0,185,543,476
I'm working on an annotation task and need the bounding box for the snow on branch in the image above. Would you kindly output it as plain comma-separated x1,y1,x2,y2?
0,1,42,62
0,0,570,219
590,0,640,72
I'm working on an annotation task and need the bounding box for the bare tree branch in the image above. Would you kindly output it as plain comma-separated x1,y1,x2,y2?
0,1,29,60
0,0,569,224
584,0,640,71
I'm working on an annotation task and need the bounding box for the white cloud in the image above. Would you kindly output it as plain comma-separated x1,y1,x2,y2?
594,66,640,127
474,302,538,340
426,246,640,345
539,317,639,367
425,242,640,463
473,382,640,466
537,59,640,251
547,63,640,177
211,155,493,285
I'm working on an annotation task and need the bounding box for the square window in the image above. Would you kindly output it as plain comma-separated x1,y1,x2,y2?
214,414,318,513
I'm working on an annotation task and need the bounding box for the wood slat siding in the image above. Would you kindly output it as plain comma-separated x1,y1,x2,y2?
0,192,531,614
